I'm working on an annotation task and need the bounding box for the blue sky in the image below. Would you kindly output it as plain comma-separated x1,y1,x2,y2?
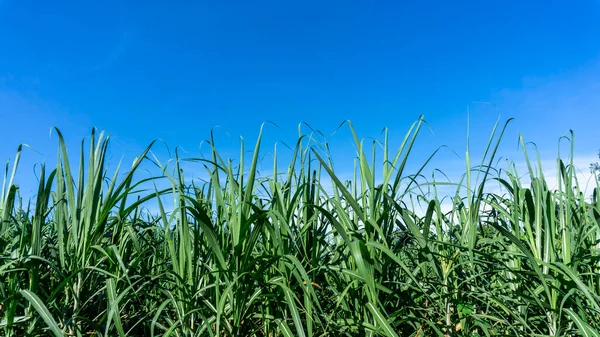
1,1,600,197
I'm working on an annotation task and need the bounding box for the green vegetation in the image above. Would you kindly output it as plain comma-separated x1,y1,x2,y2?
1,116,599,336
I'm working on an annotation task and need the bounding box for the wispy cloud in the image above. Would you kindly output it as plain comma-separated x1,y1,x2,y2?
108,29,132,63
87,29,133,71
492,57,600,155
498,58,600,112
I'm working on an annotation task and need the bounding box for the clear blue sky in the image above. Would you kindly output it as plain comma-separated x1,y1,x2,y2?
1,1,600,195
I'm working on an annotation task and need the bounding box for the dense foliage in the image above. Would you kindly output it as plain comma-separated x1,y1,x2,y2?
1,117,599,336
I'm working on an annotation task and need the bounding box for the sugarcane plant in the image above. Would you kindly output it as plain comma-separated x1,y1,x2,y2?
1,116,599,336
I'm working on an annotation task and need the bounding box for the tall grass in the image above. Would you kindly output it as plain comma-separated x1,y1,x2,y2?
1,117,599,336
